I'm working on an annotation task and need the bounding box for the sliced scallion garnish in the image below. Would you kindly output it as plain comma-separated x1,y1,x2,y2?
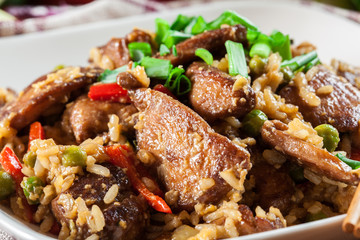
98,63,138,83
159,44,170,56
281,51,318,72
128,42,152,62
185,16,207,35
164,67,184,91
164,67,191,95
225,40,248,77
172,45,178,57
155,18,170,45
249,42,272,58
336,153,360,170
140,57,173,79
195,48,213,65
270,30,292,61
162,30,193,48
170,14,193,31
207,10,258,31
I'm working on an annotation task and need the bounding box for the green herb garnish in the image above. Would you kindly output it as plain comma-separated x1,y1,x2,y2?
195,48,213,65
336,153,360,170
140,57,173,79
128,42,152,62
225,40,248,77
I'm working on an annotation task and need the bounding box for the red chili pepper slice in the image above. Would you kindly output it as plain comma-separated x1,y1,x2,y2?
28,121,45,150
153,84,177,99
105,145,172,214
88,83,130,103
0,147,34,222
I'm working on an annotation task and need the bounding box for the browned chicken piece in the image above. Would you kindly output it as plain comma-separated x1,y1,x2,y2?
331,59,360,88
261,120,359,185
237,204,284,235
51,163,149,240
116,72,143,90
250,163,294,215
186,62,255,121
280,65,360,132
0,67,101,131
98,29,154,68
130,88,251,211
156,24,247,66
61,95,137,143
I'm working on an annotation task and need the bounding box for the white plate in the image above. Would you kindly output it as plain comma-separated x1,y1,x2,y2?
0,1,359,239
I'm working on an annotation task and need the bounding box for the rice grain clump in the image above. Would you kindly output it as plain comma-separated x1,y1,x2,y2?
293,71,321,107
252,53,302,123
286,118,323,148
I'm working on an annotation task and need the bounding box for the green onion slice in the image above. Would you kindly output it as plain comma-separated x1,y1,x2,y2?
140,57,173,79
281,51,318,72
225,40,248,77
128,42,152,62
172,45,178,57
98,63,138,83
162,30,192,49
155,18,170,45
249,42,271,58
185,16,207,35
207,10,258,31
159,44,170,56
270,30,292,61
176,74,192,95
170,14,193,31
336,153,360,170
164,67,184,91
164,67,192,95
195,48,213,65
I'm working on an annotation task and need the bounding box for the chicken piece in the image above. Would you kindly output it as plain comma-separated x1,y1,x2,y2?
62,95,137,143
261,120,359,185
51,163,148,240
156,24,247,66
331,59,360,88
97,29,154,68
0,67,101,131
280,65,360,132
186,62,255,121
237,204,284,235
250,163,294,214
130,88,251,211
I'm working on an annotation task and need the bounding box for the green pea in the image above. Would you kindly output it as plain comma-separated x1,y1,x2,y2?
23,151,36,168
0,171,15,200
288,164,306,184
306,211,327,222
61,146,87,167
314,124,340,152
21,176,44,205
242,109,268,136
249,56,267,76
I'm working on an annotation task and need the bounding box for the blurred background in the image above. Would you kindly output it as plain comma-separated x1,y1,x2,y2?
0,0,359,36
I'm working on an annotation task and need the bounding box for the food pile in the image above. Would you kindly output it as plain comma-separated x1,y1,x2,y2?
0,10,360,240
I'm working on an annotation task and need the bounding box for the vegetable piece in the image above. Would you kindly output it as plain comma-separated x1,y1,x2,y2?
306,211,327,222
225,40,248,77
159,44,170,56
242,109,268,136
0,171,15,200
164,67,192,96
280,66,294,82
23,151,36,168
195,48,213,65
170,14,193,31
185,16,207,35
304,57,320,73
280,51,318,72
61,146,87,167
105,145,172,214
314,124,340,152
28,121,45,150
140,57,173,79
172,45,178,57
153,84,177,99
336,153,360,170
249,42,271,58
270,30,292,61
207,10,258,31
0,147,33,221
288,163,306,184
155,18,170,45
98,65,129,83
249,55,267,75
162,30,192,49
21,176,44,205
88,83,129,102
128,42,152,62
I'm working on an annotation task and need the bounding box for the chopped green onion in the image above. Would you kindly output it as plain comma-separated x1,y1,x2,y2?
185,16,207,35
271,31,292,61
140,57,173,79
172,45,178,57
164,67,184,91
170,14,193,31
176,74,192,95
336,153,360,170
304,57,320,73
162,30,192,48
159,44,170,56
164,67,192,96
155,18,170,45
225,40,248,77
98,64,129,83
195,48,213,65
249,42,272,58
207,10,258,31
281,51,317,72
128,42,152,62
